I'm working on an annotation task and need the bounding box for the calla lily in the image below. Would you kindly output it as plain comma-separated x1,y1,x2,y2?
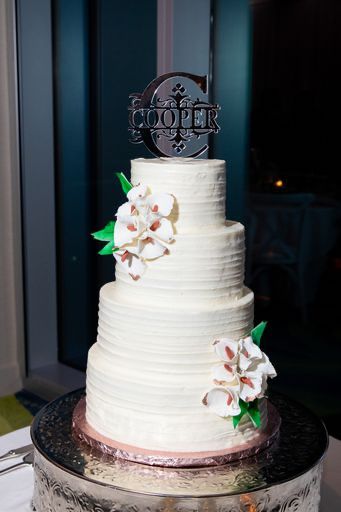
213,338,239,364
148,217,174,243
237,337,276,401
146,193,174,217
114,213,140,247
252,353,277,398
212,363,238,386
239,372,263,402
127,183,148,202
203,388,241,417
116,201,138,223
134,235,169,260
238,336,263,372
113,249,146,281
258,353,277,379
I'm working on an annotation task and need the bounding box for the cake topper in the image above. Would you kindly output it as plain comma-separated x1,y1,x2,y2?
128,72,220,158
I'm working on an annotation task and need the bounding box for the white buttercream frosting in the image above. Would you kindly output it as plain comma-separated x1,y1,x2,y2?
86,157,264,453
115,221,245,306
131,158,226,233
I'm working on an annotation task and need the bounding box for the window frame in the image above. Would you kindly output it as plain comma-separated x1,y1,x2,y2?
16,0,85,398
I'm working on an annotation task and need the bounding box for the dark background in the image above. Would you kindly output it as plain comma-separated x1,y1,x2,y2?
249,0,341,438
250,0,341,197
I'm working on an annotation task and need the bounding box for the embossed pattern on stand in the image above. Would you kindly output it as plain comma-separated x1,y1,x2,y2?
32,451,323,512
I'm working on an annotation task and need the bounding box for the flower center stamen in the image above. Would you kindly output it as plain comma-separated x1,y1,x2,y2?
127,224,137,231
225,346,235,360
144,237,155,244
150,220,161,231
240,377,254,388
224,364,233,373
226,393,233,406
121,251,129,263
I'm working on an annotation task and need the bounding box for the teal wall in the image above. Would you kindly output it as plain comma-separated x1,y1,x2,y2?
53,0,91,367
96,0,157,283
213,0,252,222
54,0,157,368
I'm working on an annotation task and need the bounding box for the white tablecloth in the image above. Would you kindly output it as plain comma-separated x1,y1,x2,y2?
0,428,33,512
0,427,340,511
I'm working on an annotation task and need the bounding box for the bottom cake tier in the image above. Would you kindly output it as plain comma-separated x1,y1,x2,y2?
31,389,328,512
86,285,257,454
72,396,280,467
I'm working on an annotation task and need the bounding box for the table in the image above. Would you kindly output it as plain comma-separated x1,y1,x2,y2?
0,427,33,512
0,426,340,511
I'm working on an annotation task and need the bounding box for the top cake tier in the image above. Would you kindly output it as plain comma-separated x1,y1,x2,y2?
131,158,226,234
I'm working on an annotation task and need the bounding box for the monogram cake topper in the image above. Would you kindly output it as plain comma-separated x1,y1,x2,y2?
128,72,220,158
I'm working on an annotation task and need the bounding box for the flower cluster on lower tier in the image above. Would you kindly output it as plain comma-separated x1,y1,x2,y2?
203,334,276,420
113,183,175,281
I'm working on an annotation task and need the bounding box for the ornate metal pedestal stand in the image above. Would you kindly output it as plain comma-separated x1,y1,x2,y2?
31,389,328,512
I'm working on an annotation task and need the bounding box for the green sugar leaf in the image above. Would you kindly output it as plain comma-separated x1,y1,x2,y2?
116,172,133,195
98,240,118,256
251,321,268,347
91,221,115,241
232,413,243,429
232,399,249,429
247,399,261,428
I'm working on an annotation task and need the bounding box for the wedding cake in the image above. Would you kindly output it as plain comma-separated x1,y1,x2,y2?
31,71,326,511
86,157,276,457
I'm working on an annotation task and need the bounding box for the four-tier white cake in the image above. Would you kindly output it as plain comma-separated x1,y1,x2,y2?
86,157,268,455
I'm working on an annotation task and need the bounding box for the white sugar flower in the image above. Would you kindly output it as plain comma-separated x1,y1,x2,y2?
238,336,276,402
113,249,146,281
212,362,238,387
203,388,241,417
127,183,148,203
238,336,263,371
239,372,263,403
113,183,175,280
209,338,241,389
203,333,277,417
213,337,239,364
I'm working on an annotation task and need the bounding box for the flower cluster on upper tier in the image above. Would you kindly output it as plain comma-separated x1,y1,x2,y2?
203,336,276,418
113,183,175,281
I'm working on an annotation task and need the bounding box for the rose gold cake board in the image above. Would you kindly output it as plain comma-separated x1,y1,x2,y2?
31,389,328,511
72,397,281,467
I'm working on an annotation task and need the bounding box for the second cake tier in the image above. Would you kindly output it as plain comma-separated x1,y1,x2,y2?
115,221,245,306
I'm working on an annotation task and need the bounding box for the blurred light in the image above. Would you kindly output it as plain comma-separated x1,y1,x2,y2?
274,179,284,188
241,495,257,511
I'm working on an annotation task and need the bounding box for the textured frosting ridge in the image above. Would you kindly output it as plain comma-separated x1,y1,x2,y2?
86,158,262,453
131,158,226,233
115,221,246,306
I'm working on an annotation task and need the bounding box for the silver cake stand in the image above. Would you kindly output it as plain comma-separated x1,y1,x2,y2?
31,388,328,512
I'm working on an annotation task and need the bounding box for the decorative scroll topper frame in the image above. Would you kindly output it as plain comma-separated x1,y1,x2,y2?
128,72,220,158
